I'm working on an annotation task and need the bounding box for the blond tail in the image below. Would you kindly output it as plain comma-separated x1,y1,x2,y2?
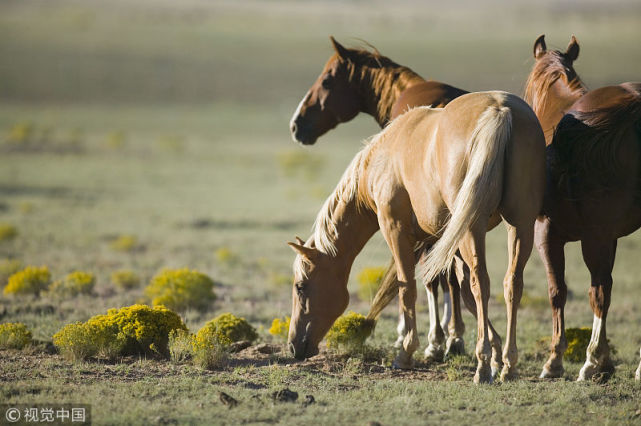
419,104,512,284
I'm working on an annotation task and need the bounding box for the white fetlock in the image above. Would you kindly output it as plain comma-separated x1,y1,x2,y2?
393,335,404,349
424,343,444,362
474,363,493,384
577,360,598,381
445,336,465,357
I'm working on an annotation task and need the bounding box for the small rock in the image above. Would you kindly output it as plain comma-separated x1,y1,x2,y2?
255,343,281,354
229,340,252,353
219,391,239,408
272,388,298,403
367,422,382,426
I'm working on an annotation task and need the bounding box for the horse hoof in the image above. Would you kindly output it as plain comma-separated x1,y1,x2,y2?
392,353,414,370
445,337,465,357
500,365,518,382
577,362,598,381
424,344,444,362
540,361,564,379
474,365,493,384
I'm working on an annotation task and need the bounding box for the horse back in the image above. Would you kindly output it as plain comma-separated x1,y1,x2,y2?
390,81,468,120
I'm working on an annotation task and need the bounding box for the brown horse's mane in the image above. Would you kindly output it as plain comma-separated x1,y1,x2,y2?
340,46,424,123
524,50,587,118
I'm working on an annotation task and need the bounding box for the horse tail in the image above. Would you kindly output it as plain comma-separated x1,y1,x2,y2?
419,102,512,284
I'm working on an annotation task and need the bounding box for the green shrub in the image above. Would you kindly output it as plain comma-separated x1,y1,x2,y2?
356,266,386,302
326,312,375,350
0,223,18,242
3,266,51,296
0,323,33,349
111,270,141,290
53,304,187,361
268,316,290,340
145,268,216,312
49,271,95,297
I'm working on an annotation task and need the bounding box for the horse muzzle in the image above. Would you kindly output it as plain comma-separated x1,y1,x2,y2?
288,339,319,360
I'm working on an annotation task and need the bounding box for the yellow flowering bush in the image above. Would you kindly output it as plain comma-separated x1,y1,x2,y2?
268,316,290,340
49,271,95,297
0,259,22,285
109,234,138,252
195,313,257,347
6,122,34,144
326,311,375,350
214,247,237,264
356,266,386,302
3,266,51,296
53,304,187,361
0,223,18,242
145,268,216,312
0,323,33,349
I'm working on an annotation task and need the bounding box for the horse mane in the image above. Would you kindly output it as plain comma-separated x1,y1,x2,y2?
552,91,641,197
524,50,587,118
293,140,372,278
341,46,424,123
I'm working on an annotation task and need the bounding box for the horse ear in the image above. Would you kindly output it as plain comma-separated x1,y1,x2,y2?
566,35,579,61
533,34,547,59
330,36,350,61
295,236,305,245
288,241,320,261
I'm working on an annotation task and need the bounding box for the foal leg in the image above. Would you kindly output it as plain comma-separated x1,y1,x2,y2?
535,218,568,378
636,348,641,381
458,226,493,384
445,257,466,356
440,272,452,337
424,274,446,362
500,222,534,381
577,238,616,381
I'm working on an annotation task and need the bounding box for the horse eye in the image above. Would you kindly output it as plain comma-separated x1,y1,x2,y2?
295,283,305,295
321,76,332,89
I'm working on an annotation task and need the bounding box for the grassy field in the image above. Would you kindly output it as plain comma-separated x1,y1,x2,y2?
1,0,641,424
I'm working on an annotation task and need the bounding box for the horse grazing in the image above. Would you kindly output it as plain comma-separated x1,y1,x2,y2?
287,91,545,383
289,37,479,363
525,35,641,380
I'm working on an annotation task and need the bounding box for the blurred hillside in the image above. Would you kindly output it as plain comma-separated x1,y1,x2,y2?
1,0,640,109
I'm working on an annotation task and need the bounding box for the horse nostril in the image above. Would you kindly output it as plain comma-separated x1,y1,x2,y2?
288,342,296,355
290,121,297,134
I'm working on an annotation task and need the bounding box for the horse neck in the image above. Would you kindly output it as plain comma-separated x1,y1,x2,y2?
319,198,379,274
534,78,587,144
350,63,424,126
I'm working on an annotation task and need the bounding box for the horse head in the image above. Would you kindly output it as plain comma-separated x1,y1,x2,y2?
286,237,349,359
289,37,362,145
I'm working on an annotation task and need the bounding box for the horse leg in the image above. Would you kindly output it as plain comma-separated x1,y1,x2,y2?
440,272,452,337
458,262,503,377
457,225,493,384
445,257,466,357
535,218,568,378
500,222,534,381
424,274,446,362
577,238,616,381
636,348,641,381
378,209,419,369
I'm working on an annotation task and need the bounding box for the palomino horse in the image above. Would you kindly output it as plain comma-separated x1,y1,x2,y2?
524,35,641,380
290,37,490,363
287,91,545,383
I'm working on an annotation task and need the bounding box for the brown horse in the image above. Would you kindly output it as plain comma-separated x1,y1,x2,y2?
289,37,485,363
287,91,545,383
525,35,641,380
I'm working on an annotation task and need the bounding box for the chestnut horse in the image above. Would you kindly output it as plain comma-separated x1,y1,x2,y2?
289,37,488,363
525,35,641,380
287,91,545,383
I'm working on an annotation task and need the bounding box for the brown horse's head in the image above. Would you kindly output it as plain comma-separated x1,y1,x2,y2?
525,35,583,113
289,37,363,145
286,238,349,359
